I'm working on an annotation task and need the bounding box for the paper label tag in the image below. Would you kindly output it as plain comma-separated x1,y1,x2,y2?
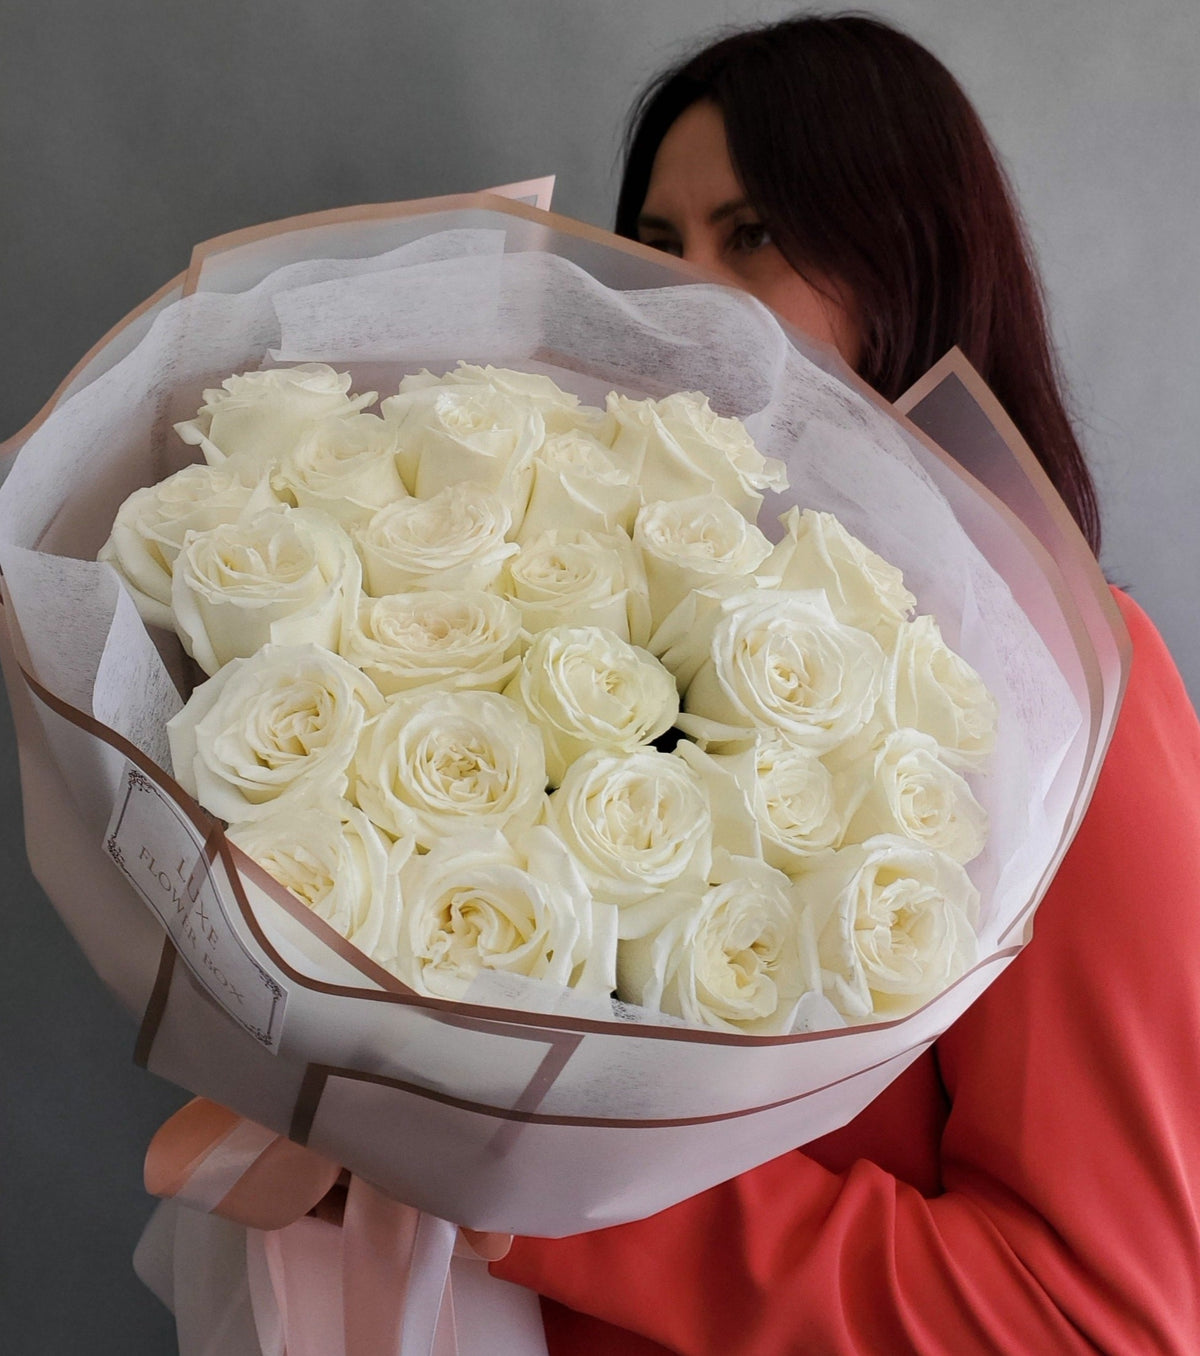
105,763,287,1050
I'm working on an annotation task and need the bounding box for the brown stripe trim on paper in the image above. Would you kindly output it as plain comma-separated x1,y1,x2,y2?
898,350,1128,649
131,798,228,1067
288,1019,585,1144
487,1033,586,1154
203,792,1028,1045
220,838,415,996
413,1011,587,1115
430,1010,586,1110
181,193,730,299
413,1011,587,1155
290,1037,941,1135
898,352,1127,741
15,657,1027,1047
134,936,179,1069
290,1065,330,1144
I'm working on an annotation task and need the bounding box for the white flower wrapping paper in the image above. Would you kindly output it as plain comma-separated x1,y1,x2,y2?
0,200,1122,1243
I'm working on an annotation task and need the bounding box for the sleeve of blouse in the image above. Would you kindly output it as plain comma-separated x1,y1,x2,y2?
491,592,1200,1355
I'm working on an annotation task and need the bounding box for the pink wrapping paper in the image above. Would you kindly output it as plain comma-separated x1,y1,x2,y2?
0,196,1128,1249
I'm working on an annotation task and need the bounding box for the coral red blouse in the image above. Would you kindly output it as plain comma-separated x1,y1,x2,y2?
493,591,1200,1354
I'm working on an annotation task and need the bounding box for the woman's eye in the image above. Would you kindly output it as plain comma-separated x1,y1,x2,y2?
641,236,682,257
730,222,771,253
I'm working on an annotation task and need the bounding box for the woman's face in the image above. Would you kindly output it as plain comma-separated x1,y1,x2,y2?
636,100,862,367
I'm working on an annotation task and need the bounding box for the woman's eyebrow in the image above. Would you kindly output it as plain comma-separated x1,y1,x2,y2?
707,198,751,225
636,212,679,234
637,199,750,234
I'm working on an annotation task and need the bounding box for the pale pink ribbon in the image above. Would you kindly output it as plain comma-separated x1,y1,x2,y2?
246,1189,459,1356
146,1098,508,1356
168,1117,281,1213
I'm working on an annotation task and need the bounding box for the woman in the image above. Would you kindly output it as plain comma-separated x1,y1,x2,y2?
490,15,1200,1353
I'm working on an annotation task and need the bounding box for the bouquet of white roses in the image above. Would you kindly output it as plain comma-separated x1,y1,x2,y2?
0,195,1126,1354
100,353,998,1039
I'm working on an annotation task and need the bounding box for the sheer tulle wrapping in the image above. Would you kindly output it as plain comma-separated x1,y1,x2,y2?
0,199,1125,1261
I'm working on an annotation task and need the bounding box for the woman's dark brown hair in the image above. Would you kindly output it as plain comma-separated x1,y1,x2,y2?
616,13,1102,553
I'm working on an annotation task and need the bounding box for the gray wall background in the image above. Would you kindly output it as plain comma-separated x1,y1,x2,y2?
1,1,1196,1350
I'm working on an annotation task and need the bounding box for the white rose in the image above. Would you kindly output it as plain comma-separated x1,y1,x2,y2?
399,363,605,438
838,728,988,863
801,835,979,1021
340,590,524,696
380,381,544,516
353,689,547,848
175,364,377,475
607,390,787,520
503,625,680,787
167,643,384,824
171,507,361,675
545,748,712,924
634,494,774,632
393,826,616,1001
271,413,407,528
676,733,845,872
672,590,886,753
885,615,998,769
503,528,652,647
648,578,773,691
617,852,819,1034
764,507,916,639
356,482,517,597
516,430,639,543
98,463,279,629
228,798,407,967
